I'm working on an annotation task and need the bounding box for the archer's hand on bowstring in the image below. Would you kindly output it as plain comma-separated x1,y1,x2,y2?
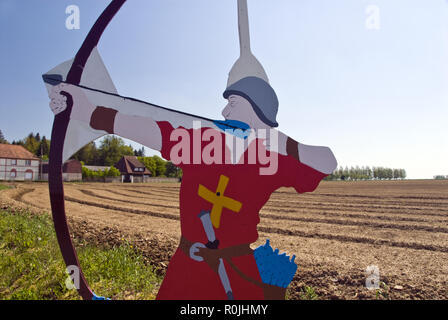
49,83,96,123
49,82,163,151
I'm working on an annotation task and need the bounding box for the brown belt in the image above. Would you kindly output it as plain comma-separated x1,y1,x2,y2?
179,236,253,260
178,236,286,299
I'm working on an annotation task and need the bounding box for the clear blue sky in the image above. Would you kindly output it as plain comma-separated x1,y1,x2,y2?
1,0,447,179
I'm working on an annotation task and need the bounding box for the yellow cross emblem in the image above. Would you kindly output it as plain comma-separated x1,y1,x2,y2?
197,175,242,228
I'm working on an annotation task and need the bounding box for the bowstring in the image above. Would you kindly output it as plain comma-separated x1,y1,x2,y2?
46,77,246,131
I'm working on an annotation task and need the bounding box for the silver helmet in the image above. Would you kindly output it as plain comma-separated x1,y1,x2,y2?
223,76,279,127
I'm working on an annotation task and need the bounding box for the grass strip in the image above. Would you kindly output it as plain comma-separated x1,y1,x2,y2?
0,208,162,300
0,184,11,191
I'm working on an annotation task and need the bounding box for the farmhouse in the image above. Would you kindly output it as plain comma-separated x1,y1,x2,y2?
0,143,40,181
41,159,82,182
115,156,151,183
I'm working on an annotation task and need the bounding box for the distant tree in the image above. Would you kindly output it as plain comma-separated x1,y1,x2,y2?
354,166,361,180
434,175,447,180
82,166,92,179
343,166,349,180
386,168,394,180
153,155,167,176
134,146,145,157
372,167,378,179
98,136,134,166
400,169,407,179
335,166,343,180
36,136,50,158
104,166,121,177
72,142,99,165
349,166,355,180
365,166,372,180
166,161,182,178
22,133,40,155
138,156,157,176
138,155,171,177
0,130,8,144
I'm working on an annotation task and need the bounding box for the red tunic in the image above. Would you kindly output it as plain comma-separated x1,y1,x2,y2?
155,121,327,300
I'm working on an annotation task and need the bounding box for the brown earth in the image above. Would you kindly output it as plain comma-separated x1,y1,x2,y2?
1,179,448,300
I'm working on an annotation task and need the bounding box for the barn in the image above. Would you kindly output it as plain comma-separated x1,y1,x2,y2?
115,156,151,183
41,159,82,182
0,144,40,181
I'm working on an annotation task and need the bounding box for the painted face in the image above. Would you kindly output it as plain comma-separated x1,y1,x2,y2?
221,95,268,129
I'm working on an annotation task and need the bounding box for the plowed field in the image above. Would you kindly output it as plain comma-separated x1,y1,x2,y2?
1,180,447,299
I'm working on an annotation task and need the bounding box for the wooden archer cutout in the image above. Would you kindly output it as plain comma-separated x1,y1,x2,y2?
43,0,337,300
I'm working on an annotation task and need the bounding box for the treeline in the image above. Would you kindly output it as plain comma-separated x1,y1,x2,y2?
71,136,134,166
138,156,182,178
10,132,51,160
82,166,121,179
2,130,408,181
3,131,140,165
0,130,8,144
72,137,182,178
434,175,448,180
3,130,181,178
324,166,407,181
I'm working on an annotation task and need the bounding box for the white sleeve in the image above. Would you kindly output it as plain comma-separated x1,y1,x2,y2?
298,143,337,175
114,113,162,152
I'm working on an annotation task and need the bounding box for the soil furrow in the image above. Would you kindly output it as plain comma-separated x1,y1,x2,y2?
79,189,179,210
258,226,448,254
80,189,447,231
64,196,180,221
62,193,448,254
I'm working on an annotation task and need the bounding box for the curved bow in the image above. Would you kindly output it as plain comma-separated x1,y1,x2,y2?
45,0,253,300
48,0,126,300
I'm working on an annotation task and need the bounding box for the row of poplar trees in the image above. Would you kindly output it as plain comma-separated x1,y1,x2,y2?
324,166,406,181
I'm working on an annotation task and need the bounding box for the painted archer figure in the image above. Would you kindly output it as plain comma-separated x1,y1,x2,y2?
45,0,336,300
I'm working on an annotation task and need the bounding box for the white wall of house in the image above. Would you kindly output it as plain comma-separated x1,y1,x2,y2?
0,158,40,181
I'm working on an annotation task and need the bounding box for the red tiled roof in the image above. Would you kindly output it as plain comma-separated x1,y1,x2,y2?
0,144,39,160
